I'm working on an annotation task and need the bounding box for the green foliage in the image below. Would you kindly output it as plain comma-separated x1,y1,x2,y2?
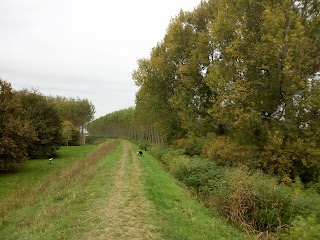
84,136,107,145
209,167,294,233
69,128,80,146
1,80,95,170
174,137,205,156
137,139,150,151
281,215,320,240
205,0,320,182
0,80,37,171
140,142,248,240
149,145,320,236
49,96,95,145
147,144,170,162
16,90,63,158
261,131,320,181
175,156,223,195
133,52,183,143
203,136,259,167
0,79,96,171
61,121,80,146
48,96,95,129
129,0,320,183
88,108,134,138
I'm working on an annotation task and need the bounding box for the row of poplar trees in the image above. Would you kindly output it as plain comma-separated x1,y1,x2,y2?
88,0,319,183
0,79,95,171
87,107,162,144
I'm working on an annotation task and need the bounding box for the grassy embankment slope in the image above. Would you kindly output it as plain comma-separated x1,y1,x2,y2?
0,140,249,239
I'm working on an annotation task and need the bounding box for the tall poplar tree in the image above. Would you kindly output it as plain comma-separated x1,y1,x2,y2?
206,0,320,178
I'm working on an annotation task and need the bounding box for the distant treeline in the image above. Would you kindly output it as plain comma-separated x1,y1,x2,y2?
87,107,162,144
88,0,319,183
0,79,95,171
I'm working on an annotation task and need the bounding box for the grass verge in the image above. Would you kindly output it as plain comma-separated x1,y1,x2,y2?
139,149,250,240
0,140,119,239
0,145,97,202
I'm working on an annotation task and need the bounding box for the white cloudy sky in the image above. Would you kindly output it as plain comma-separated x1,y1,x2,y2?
0,0,201,118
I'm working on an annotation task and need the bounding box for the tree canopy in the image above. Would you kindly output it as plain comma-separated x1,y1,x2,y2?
0,79,96,171
16,90,63,159
89,0,320,182
48,96,95,145
0,80,36,171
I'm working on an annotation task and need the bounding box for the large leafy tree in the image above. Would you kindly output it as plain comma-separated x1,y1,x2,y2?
133,51,183,143
89,0,320,181
0,80,36,171
16,90,63,159
162,5,216,137
206,0,320,178
61,121,80,146
48,96,95,145
133,3,217,141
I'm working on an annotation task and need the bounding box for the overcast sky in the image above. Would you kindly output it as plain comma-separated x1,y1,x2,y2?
0,0,201,118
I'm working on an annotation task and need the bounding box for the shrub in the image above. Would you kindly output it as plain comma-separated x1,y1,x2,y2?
206,167,294,233
0,80,37,171
16,90,63,159
175,156,224,195
174,137,205,156
61,121,80,146
149,142,320,237
85,136,107,145
138,140,150,151
159,150,187,175
281,215,320,240
148,145,172,162
254,130,320,183
69,128,80,145
203,136,259,167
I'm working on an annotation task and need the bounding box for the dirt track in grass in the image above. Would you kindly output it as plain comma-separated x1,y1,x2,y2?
88,141,160,240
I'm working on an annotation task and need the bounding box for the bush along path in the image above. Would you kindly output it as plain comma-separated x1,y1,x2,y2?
0,140,248,239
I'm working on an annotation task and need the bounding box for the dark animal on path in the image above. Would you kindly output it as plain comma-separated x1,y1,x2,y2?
137,151,143,156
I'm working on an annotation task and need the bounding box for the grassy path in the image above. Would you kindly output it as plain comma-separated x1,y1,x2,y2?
84,141,159,239
0,140,248,239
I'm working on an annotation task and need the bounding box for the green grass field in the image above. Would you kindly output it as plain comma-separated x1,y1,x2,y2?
0,145,97,203
0,140,249,239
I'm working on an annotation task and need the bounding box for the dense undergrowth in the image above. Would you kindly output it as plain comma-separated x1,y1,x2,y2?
147,143,320,239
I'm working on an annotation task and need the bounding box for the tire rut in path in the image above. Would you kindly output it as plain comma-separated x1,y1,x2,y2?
96,141,159,240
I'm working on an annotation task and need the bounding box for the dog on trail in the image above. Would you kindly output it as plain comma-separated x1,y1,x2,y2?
137,151,143,156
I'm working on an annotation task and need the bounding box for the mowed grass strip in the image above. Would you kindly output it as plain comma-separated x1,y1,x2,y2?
0,140,119,236
139,148,251,240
